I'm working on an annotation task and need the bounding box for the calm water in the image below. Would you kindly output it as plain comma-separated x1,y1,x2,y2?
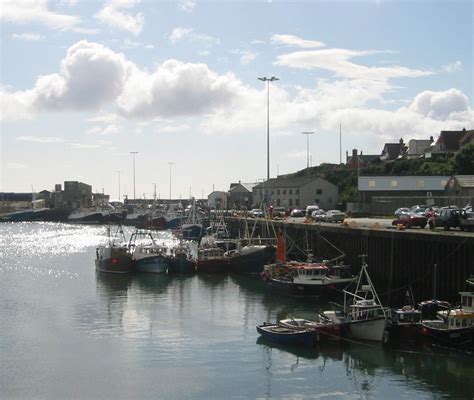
1,222,473,400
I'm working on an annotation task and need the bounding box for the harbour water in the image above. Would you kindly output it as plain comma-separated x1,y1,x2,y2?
1,223,473,399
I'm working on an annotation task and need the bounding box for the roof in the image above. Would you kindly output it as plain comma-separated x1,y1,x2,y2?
358,176,450,191
229,182,257,193
381,143,406,160
453,175,474,188
459,130,474,146
436,130,464,151
253,175,332,189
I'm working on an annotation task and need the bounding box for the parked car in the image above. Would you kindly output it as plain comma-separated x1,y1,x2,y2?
430,208,460,230
392,213,427,229
305,205,320,218
311,209,326,221
290,209,305,217
394,207,410,218
323,210,346,223
250,208,264,218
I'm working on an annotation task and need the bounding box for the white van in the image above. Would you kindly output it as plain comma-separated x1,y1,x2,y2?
305,205,320,218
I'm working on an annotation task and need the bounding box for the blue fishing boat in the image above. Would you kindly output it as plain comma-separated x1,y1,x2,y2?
129,230,171,273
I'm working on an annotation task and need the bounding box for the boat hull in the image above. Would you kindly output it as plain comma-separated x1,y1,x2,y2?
256,324,320,347
346,317,388,342
168,254,195,274
95,247,133,274
229,245,276,275
133,255,170,273
264,277,351,298
420,321,474,350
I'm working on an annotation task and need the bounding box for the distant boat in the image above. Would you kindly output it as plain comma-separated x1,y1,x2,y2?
68,207,122,224
129,230,171,273
95,226,133,274
195,246,231,273
181,198,204,241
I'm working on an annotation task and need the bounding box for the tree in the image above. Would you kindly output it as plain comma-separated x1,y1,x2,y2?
451,143,474,174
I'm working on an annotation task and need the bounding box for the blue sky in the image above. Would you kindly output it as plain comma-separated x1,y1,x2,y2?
1,0,472,201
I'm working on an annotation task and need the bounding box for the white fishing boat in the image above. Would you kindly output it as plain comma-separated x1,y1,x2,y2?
335,256,390,342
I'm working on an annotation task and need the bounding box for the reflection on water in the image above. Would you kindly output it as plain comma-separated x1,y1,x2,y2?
1,223,474,400
257,337,474,399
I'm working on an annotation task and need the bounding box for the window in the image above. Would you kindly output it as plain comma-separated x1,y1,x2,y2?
369,180,376,188
277,199,280,206
316,189,322,195
289,199,293,207
283,189,286,195
418,180,425,188
271,190,274,195
277,189,280,195
295,189,299,194
468,297,472,307
289,189,293,195
391,180,398,187
295,199,299,206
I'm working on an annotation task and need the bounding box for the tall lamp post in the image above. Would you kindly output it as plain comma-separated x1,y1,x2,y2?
168,162,174,201
130,152,138,200
302,131,315,184
258,76,279,183
116,170,121,202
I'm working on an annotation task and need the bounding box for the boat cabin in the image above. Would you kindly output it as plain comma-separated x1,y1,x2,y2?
296,264,328,278
198,247,225,261
460,291,474,312
447,310,474,330
350,300,386,320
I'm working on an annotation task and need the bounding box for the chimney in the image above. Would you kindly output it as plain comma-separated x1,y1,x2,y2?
430,136,434,143
352,149,357,157
399,138,404,145
346,150,348,161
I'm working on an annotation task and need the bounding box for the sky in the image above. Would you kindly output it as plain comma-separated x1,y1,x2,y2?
1,0,473,201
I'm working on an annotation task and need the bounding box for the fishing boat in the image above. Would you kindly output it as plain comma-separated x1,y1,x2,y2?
420,278,474,351
95,226,133,274
256,323,321,347
331,256,389,342
195,246,231,273
167,241,196,274
262,232,355,297
181,198,204,241
129,230,171,273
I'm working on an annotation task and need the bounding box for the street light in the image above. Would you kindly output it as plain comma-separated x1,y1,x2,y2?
301,131,314,170
116,170,121,202
168,162,174,201
130,152,138,200
258,76,279,182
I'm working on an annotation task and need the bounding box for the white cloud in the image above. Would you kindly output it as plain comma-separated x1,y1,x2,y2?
16,135,65,143
32,40,134,112
230,50,257,65
86,125,119,135
251,40,266,45
408,88,471,120
12,32,44,41
179,0,196,13
275,48,431,81
169,27,220,46
69,143,101,149
95,0,144,35
3,40,472,149
441,61,463,73
1,0,95,33
117,59,240,118
271,34,325,49
6,162,28,169
169,27,193,44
